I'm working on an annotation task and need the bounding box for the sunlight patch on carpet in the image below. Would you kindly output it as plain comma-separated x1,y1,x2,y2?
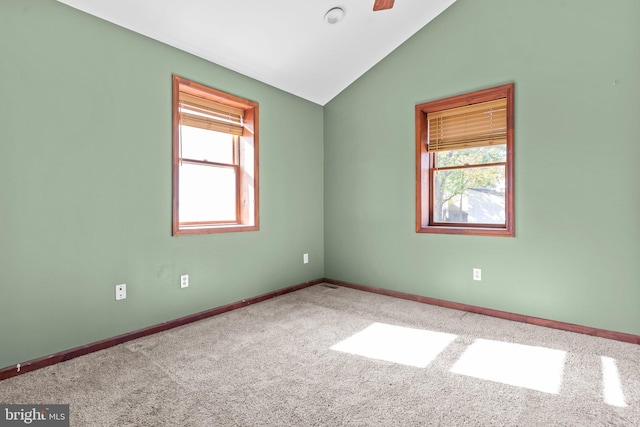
330,322,457,368
450,339,566,394
601,356,627,407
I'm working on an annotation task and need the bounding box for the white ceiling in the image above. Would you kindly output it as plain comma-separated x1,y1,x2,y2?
56,0,457,105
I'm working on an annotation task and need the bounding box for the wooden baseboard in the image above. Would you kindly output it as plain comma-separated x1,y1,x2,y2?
324,278,640,345
3,276,637,382
0,279,323,382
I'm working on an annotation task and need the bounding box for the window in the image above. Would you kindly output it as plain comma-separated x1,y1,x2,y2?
172,75,259,235
416,83,514,236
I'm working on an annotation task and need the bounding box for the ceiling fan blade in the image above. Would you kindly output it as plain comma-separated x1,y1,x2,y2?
373,0,395,11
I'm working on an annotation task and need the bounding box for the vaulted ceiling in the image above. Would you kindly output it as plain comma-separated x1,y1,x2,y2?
57,0,457,105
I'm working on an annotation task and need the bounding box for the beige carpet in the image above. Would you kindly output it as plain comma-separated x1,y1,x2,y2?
1,284,638,426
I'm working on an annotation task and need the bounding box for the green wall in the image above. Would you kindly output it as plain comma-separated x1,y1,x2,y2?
0,0,324,369
324,0,640,335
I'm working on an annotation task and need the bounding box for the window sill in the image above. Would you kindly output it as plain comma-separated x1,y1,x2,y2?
173,223,259,236
416,225,514,237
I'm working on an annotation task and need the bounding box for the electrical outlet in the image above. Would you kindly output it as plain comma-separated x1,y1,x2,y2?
473,268,482,281
115,284,126,300
181,274,189,288
303,253,309,264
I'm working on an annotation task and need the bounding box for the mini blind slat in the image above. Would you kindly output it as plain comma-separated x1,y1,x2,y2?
430,110,507,130
431,119,506,139
427,98,507,153
180,113,244,136
180,93,244,118
178,92,245,136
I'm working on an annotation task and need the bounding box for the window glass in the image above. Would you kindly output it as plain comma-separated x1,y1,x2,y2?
433,166,506,224
179,126,235,165
178,163,237,223
435,145,506,168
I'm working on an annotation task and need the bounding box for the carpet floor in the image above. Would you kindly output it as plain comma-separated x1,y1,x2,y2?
1,284,638,426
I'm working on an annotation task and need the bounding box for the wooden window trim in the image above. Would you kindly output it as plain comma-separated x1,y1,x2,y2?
415,83,514,237
172,75,259,235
